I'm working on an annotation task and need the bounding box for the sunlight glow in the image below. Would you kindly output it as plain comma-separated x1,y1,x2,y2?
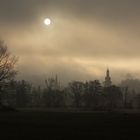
44,18,51,26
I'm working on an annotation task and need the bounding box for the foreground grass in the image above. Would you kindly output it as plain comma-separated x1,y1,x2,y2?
0,109,140,139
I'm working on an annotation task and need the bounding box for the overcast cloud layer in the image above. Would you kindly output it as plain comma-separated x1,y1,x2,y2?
0,0,140,85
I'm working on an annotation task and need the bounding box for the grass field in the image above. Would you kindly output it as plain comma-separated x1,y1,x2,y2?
0,109,140,139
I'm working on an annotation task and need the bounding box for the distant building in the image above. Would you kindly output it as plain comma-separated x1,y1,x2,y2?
104,69,112,87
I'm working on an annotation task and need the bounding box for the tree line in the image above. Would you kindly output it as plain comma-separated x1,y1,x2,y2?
0,41,140,110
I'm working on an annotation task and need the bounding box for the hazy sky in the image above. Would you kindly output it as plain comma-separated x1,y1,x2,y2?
0,0,140,85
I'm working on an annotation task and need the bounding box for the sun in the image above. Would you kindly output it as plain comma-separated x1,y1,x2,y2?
44,18,51,26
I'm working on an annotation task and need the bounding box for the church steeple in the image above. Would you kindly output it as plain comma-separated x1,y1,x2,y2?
107,68,109,77
104,68,112,87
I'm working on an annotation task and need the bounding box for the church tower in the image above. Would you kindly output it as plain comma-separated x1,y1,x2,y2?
104,69,112,87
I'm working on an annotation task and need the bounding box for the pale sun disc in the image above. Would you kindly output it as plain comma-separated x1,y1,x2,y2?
44,18,51,26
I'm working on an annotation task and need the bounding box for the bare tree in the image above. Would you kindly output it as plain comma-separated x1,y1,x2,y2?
0,41,18,106
69,81,84,108
0,41,17,82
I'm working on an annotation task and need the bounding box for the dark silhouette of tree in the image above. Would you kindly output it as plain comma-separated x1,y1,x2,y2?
0,41,17,106
69,81,84,108
134,94,140,108
43,89,65,107
43,77,65,107
124,87,129,108
16,80,32,107
0,41,17,82
1,80,17,107
32,86,42,107
83,80,102,109
103,85,123,109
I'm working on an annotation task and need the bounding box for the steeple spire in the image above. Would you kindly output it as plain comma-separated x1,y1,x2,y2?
107,68,110,77
104,68,112,87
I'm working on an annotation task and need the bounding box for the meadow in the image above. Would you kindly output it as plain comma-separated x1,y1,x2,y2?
0,109,140,139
